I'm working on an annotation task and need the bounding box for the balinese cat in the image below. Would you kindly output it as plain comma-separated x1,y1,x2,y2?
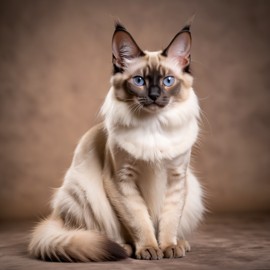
29,22,204,262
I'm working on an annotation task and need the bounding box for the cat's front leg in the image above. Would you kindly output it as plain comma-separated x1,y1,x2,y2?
105,157,163,260
117,163,163,260
159,152,190,258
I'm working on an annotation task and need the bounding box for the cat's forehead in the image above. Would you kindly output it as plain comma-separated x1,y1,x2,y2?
144,51,162,64
127,51,182,77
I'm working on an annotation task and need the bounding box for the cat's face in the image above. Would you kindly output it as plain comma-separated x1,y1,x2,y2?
111,23,193,114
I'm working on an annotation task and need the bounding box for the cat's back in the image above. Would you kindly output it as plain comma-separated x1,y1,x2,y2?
71,122,107,168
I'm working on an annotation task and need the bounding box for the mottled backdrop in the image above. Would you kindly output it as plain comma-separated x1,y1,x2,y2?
0,0,269,220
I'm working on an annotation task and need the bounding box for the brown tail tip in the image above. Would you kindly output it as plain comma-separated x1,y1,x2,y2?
103,240,128,261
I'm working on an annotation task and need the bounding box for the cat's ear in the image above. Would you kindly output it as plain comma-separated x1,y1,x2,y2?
162,25,192,69
112,23,144,70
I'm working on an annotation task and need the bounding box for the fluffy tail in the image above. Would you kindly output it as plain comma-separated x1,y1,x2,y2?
28,217,128,262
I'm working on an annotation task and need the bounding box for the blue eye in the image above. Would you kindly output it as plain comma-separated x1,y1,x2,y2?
163,76,175,87
133,76,145,86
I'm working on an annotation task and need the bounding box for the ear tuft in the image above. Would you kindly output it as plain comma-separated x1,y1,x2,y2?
181,24,191,32
181,13,195,32
114,21,127,32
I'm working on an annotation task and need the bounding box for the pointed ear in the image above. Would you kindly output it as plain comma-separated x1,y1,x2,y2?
162,27,192,69
112,23,144,70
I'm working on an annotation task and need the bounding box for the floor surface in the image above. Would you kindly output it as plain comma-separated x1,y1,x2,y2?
0,214,270,270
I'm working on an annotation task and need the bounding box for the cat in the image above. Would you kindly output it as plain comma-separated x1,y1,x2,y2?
28,22,204,262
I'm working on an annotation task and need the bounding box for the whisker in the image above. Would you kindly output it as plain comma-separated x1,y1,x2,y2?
129,102,142,115
199,108,212,136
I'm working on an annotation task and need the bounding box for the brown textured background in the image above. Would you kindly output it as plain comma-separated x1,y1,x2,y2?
0,0,269,221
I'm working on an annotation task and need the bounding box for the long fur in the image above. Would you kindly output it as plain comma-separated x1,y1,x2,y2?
29,25,204,262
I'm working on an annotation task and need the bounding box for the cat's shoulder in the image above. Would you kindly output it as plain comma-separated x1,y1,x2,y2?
72,122,107,166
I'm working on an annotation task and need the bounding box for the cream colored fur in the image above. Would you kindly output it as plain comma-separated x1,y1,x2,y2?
29,29,204,262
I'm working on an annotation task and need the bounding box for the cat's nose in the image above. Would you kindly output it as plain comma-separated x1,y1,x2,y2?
148,86,160,101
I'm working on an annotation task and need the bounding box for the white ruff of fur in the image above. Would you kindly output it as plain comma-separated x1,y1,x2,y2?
101,85,200,162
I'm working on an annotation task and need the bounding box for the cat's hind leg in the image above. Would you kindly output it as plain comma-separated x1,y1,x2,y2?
177,171,204,255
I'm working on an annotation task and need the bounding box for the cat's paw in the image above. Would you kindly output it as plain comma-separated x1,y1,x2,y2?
163,245,185,258
135,247,163,260
163,240,191,258
177,240,191,252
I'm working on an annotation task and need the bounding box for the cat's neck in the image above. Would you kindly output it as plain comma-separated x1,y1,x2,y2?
101,87,200,162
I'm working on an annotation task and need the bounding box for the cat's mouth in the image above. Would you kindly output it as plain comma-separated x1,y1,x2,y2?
145,102,165,108
138,98,168,108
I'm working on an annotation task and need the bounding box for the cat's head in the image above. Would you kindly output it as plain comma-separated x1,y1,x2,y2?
111,23,193,114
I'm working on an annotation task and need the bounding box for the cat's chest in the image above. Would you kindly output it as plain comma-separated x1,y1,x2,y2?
111,120,198,162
